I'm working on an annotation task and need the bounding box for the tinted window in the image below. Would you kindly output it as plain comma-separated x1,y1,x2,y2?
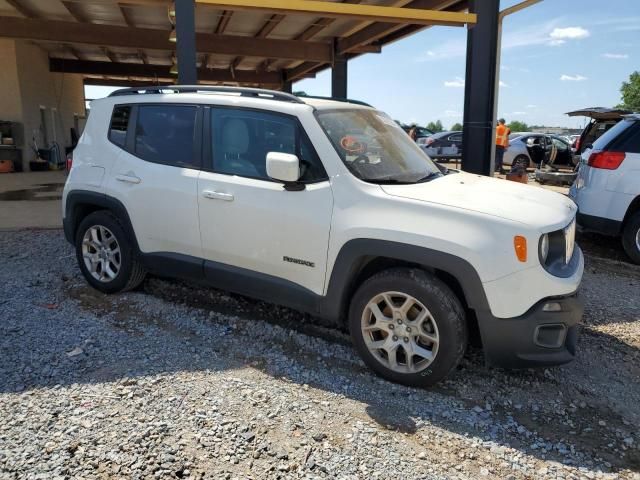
608,120,640,154
211,108,326,182
592,118,635,152
134,105,198,167
109,106,131,148
448,133,462,142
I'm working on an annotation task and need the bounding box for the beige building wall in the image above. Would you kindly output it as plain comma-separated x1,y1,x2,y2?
0,39,85,171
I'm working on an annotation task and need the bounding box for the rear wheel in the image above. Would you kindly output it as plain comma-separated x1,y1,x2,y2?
622,211,640,264
513,155,530,170
75,211,146,293
349,268,467,387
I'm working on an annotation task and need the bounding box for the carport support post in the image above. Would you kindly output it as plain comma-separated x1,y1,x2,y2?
332,42,348,99
461,0,500,175
175,0,198,85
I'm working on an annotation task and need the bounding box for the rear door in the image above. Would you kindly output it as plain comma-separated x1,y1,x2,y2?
197,106,333,296
106,103,203,259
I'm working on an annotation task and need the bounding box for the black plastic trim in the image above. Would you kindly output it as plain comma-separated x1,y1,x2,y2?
577,212,622,236
476,294,583,368
319,239,491,322
63,190,140,252
203,260,320,314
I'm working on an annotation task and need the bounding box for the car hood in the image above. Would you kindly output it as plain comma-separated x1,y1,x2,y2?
380,172,576,231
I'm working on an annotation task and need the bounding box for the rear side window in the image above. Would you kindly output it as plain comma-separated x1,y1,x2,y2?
592,119,636,152
134,105,198,167
607,121,640,154
109,106,131,148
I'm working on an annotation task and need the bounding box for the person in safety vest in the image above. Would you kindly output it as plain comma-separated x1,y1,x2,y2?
495,118,511,175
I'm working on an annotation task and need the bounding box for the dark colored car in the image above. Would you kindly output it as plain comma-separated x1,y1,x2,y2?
567,107,631,154
401,125,434,140
418,131,463,160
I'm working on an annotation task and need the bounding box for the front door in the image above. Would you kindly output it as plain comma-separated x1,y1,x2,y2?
197,107,333,296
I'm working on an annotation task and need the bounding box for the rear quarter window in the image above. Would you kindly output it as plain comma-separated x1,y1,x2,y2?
108,105,131,148
592,119,637,152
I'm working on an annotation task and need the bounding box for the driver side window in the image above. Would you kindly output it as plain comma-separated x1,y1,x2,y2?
210,108,327,182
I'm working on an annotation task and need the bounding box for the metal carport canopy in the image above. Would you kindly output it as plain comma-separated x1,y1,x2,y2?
0,0,475,88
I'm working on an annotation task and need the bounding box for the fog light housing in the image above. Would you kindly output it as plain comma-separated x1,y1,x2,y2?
534,324,567,349
542,302,562,312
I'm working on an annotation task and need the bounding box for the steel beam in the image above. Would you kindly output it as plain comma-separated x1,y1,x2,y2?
331,44,348,99
461,0,500,176
175,0,197,84
195,0,476,26
50,58,283,84
0,16,333,62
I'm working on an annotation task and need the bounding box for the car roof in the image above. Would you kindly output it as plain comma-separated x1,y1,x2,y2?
566,107,632,120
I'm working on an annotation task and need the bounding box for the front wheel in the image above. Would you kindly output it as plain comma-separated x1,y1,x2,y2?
513,155,530,170
349,268,467,387
622,212,640,264
75,211,147,293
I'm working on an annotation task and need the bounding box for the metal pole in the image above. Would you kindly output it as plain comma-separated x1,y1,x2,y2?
331,41,348,99
461,0,500,176
175,0,198,85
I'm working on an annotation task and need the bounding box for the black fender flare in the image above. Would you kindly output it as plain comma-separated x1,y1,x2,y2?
318,239,490,322
63,190,140,253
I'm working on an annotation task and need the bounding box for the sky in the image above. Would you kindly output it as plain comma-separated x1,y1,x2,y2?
86,0,639,129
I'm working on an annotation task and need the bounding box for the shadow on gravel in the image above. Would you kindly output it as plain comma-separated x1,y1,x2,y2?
1,230,639,476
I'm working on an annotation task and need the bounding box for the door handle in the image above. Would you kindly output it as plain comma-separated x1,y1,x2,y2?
202,190,234,201
115,174,141,184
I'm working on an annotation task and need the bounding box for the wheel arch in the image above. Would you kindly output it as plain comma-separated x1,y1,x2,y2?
623,195,640,228
64,190,140,253
320,240,490,331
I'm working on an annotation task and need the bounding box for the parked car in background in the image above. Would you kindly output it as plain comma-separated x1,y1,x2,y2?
504,133,576,169
418,131,463,160
570,114,640,263
401,125,434,141
567,107,631,155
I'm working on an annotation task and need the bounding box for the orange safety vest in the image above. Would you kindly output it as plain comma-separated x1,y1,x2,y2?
496,124,510,147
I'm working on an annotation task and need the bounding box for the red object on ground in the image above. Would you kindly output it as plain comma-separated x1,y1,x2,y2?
0,160,14,173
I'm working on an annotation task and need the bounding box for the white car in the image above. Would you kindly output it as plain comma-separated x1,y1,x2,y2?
570,114,640,263
63,86,584,387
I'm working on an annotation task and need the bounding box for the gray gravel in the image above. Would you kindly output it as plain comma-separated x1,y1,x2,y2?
1,230,639,480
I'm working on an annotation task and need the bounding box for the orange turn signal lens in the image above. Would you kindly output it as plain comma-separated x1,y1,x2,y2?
514,236,527,262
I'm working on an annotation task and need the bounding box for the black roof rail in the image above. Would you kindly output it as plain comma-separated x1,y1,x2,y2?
108,85,305,104
294,93,373,107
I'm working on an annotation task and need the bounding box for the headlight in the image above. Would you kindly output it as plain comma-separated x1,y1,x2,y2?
539,217,578,277
539,233,549,263
564,218,576,265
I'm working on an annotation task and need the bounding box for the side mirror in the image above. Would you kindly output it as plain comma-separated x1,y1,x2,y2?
266,151,301,184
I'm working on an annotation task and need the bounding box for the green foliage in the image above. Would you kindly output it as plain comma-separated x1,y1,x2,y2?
618,71,640,111
450,122,463,131
508,120,529,132
426,120,444,133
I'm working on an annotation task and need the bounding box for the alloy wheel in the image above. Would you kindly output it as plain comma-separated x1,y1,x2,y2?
361,291,439,374
81,225,121,282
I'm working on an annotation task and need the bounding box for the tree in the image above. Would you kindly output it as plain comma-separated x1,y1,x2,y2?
426,120,444,132
450,122,463,131
618,71,640,111
508,120,529,132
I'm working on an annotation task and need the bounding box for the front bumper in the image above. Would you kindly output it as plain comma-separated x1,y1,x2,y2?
476,294,583,368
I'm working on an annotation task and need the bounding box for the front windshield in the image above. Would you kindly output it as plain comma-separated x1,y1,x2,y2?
315,109,442,183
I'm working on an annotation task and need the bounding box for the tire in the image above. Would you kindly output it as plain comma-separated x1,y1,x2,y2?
75,210,146,293
513,155,530,170
622,211,640,264
348,268,467,387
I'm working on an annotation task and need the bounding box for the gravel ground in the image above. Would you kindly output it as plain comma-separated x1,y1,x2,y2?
1,230,639,480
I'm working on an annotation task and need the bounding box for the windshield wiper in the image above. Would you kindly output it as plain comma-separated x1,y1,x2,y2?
415,172,443,183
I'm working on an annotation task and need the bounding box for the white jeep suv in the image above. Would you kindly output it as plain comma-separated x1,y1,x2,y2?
570,114,640,263
63,86,584,387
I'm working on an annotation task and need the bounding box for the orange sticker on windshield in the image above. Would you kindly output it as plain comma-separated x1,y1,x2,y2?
340,136,367,154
